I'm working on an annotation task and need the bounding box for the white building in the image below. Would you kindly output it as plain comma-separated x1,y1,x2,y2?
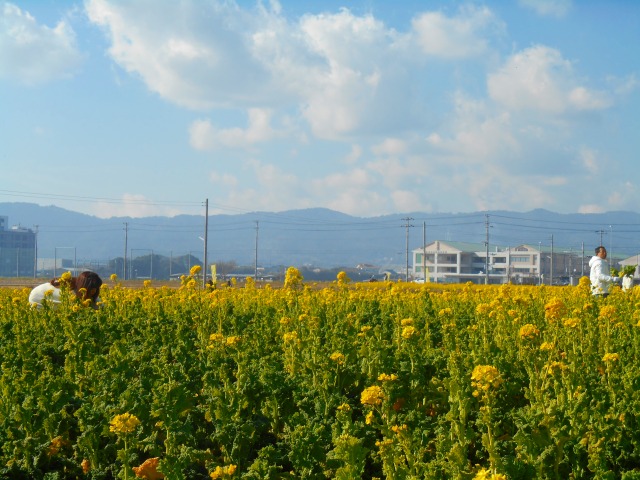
412,241,586,285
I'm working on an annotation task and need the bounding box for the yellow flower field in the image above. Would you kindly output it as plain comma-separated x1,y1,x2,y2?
1,271,639,479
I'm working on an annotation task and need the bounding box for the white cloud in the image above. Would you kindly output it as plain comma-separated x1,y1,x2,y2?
608,74,639,95
210,171,238,188
92,194,184,218
578,148,599,175
411,5,500,58
85,0,273,109
488,45,610,114
344,144,362,164
578,204,605,214
390,190,420,211
568,87,611,110
189,108,278,150
0,3,82,84
431,93,520,165
371,138,407,156
518,0,572,18
85,1,424,139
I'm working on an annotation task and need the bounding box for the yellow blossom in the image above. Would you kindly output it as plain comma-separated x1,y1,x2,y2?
546,361,568,375
284,266,303,289
210,464,237,479
519,324,540,340
365,410,375,424
471,365,502,397
391,424,408,434
110,273,118,282
603,353,620,363
544,297,566,322
109,413,141,435
336,271,351,284
475,303,491,315
401,326,418,339
283,331,298,343
563,317,581,328
81,459,91,474
539,342,554,352
474,468,491,480
361,385,384,406
190,265,202,276
225,336,241,346
337,403,351,412
400,318,414,326
377,373,398,382
598,305,617,321
330,352,346,365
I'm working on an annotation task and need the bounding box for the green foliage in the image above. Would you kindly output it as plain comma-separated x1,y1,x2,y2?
1,280,640,477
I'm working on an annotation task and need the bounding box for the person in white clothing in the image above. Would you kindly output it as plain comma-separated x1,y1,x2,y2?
588,246,620,297
29,271,103,309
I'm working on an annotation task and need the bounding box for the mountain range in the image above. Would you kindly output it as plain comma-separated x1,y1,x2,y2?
2,202,639,268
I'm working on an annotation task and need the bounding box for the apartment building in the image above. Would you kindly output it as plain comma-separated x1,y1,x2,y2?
0,216,36,277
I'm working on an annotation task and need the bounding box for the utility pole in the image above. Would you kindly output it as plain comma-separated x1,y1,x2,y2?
422,222,427,282
255,220,259,281
33,225,38,278
402,217,413,282
123,222,128,280
550,234,554,286
485,214,490,285
203,199,209,288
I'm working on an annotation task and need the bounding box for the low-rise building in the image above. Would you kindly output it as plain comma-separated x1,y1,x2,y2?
413,240,587,285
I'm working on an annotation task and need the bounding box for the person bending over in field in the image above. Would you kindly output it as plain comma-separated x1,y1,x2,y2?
29,271,103,309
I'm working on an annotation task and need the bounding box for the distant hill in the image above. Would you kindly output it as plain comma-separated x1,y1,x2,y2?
1,202,639,268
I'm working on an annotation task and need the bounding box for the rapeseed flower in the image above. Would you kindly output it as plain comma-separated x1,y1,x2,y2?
336,271,351,284
471,365,502,397
109,413,140,435
563,317,581,328
546,361,568,375
545,297,566,322
365,410,375,425
210,464,237,479
474,468,507,480
377,373,398,382
330,352,346,365
519,324,540,340
540,342,554,352
361,385,384,406
603,353,620,363
401,326,418,339
598,305,617,322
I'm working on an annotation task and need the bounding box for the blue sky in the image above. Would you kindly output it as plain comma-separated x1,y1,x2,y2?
1,0,639,219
